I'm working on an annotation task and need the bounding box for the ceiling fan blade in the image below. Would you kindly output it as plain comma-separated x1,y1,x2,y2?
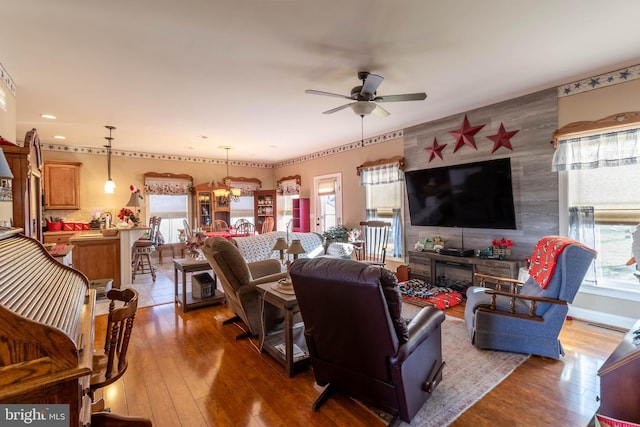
361,73,384,96
372,104,390,117
373,92,427,102
305,89,353,100
322,102,355,114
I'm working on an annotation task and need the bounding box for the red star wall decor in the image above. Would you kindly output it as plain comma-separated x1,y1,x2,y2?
449,114,485,152
425,137,447,162
487,122,519,153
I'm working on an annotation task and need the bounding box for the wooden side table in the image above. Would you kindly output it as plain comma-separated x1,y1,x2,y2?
256,282,309,377
351,240,365,260
173,257,224,312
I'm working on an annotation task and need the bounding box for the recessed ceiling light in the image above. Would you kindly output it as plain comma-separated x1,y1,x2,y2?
197,135,208,139
40,114,56,119
53,135,66,140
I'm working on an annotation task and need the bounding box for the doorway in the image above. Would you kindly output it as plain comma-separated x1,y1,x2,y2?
313,173,343,233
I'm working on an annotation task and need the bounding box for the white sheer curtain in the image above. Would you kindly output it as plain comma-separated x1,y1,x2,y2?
568,206,597,283
552,128,640,171
359,162,403,185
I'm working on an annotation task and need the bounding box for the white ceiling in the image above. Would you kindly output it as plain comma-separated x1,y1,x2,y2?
2,1,640,163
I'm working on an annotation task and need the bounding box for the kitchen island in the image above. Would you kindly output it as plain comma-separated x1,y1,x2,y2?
60,226,149,289
69,230,121,287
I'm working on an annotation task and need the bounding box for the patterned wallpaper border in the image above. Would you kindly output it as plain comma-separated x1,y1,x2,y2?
0,62,16,97
274,130,403,167
557,63,640,97
42,129,403,168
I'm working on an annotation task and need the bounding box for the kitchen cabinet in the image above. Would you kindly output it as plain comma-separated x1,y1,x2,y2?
1,129,43,241
43,161,81,209
292,198,310,232
43,231,76,244
71,235,121,288
254,190,276,233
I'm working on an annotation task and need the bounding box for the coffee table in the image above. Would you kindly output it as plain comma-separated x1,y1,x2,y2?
256,282,309,377
173,257,224,312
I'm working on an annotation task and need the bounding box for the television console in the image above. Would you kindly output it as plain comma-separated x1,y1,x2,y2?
407,250,522,286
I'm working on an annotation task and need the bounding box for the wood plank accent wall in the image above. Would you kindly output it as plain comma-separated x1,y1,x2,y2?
403,88,558,261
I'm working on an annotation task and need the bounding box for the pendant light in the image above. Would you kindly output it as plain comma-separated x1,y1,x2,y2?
214,146,241,203
103,125,116,194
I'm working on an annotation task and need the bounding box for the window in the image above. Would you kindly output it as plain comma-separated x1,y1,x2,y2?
554,121,640,292
278,195,294,231
365,181,403,258
230,196,254,227
563,164,640,289
144,173,193,244
148,194,189,244
358,157,404,258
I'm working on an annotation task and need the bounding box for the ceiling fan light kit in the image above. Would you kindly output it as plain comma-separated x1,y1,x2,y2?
306,71,427,117
351,101,376,116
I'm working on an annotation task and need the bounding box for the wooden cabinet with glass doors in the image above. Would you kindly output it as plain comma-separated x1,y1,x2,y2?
194,182,230,231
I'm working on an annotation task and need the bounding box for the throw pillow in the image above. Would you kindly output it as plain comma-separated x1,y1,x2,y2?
379,268,410,344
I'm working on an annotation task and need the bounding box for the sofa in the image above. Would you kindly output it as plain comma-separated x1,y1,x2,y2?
229,231,353,268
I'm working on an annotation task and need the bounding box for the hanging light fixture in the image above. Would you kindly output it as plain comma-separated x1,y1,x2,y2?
103,125,116,194
213,146,241,203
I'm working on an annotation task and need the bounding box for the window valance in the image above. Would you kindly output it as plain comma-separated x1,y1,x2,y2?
225,176,261,196
144,172,193,195
277,175,301,196
357,156,405,186
552,112,640,172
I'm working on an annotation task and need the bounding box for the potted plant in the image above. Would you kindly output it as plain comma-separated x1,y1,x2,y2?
322,225,349,243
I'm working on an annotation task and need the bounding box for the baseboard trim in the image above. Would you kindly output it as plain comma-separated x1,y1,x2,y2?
567,306,636,330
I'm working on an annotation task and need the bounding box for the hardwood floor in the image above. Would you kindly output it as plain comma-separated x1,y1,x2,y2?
94,266,625,427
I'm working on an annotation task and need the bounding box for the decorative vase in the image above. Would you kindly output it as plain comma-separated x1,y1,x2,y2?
178,229,187,243
188,248,205,260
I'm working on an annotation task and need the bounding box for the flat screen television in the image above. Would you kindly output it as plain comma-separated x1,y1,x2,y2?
405,158,517,229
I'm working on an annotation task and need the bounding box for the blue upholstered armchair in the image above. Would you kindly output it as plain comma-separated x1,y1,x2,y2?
464,237,596,359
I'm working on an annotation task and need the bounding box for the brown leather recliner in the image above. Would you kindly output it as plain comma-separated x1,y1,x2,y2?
202,237,288,338
290,257,445,424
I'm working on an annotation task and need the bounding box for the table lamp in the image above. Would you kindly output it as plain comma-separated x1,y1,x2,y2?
125,192,142,222
271,237,306,294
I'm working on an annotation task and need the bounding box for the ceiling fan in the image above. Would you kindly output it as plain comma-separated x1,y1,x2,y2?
305,71,427,117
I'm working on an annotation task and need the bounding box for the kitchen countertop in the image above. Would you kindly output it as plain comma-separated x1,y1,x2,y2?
68,230,121,241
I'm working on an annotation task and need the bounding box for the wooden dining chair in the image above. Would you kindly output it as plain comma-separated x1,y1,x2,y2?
213,219,229,231
234,218,249,229
358,221,391,266
90,288,139,399
183,219,193,240
236,221,255,236
261,216,275,234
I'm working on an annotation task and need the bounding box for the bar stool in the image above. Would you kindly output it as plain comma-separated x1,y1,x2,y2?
132,216,160,281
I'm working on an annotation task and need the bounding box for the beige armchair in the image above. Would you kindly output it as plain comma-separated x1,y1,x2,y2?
202,237,287,339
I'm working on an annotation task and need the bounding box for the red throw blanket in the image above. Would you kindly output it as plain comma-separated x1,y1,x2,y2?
528,236,589,289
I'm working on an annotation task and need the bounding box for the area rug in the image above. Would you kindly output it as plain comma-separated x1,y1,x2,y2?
399,279,463,310
384,309,529,426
